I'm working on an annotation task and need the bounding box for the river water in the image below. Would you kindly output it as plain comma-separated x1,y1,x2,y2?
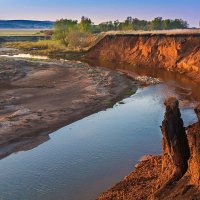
0,55,199,200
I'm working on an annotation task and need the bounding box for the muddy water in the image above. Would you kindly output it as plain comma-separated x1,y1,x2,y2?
0,58,199,200
86,59,200,101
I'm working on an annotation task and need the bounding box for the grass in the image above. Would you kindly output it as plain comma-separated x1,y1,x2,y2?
3,32,105,55
4,40,68,55
2,28,199,37
0,29,46,36
104,28,200,36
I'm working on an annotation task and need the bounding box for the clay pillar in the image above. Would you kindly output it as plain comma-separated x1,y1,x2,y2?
161,97,190,182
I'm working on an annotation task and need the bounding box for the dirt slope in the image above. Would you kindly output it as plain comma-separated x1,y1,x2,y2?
87,34,200,83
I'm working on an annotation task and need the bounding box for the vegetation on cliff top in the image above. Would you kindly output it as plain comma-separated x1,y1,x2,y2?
94,17,188,32
51,16,189,48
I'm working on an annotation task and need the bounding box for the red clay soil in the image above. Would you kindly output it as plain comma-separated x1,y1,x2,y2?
97,155,162,200
87,34,200,83
87,34,200,200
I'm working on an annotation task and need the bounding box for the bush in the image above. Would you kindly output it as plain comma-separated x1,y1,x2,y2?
67,29,96,50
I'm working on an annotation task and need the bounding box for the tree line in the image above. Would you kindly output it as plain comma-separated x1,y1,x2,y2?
53,16,188,48
54,16,188,34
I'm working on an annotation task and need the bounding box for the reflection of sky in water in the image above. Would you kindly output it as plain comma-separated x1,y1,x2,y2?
0,84,197,200
88,60,200,101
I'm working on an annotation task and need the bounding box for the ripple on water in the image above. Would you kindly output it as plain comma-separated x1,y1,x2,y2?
0,82,197,200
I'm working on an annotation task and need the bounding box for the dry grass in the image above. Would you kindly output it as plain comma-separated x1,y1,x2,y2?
3,33,105,54
70,32,106,50
4,40,67,54
0,29,46,36
103,29,200,36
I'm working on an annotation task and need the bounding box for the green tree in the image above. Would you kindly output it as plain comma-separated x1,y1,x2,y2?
53,19,78,46
172,19,188,29
149,17,163,30
121,17,134,30
114,20,120,30
52,16,189,48
98,21,115,32
79,16,92,33
163,19,172,30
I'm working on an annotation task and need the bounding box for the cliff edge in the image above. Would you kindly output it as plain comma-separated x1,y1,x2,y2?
97,98,200,200
87,34,200,83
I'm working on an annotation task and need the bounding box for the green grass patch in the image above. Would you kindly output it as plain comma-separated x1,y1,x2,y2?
4,40,67,54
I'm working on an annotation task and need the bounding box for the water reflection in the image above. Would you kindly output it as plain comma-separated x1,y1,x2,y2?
0,59,198,200
0,84,197,200
86,59,200,102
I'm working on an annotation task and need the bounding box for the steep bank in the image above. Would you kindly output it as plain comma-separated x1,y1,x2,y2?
87,34,200,83
88,33,200,199
97,98,200,200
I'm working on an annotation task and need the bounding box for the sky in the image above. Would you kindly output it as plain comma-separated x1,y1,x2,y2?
0,0,200,27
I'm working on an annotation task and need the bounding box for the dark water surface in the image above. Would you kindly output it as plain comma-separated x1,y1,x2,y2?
0,61,198,200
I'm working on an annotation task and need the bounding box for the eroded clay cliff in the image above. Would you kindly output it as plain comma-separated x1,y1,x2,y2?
187,105,200,189
87,34,200,83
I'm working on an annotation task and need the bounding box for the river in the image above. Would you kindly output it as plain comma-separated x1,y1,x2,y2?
0,54,198,200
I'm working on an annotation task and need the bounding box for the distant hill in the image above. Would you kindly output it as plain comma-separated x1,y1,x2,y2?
0,20,54,29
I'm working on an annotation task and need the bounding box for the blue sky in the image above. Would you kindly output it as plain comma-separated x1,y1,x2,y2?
0,0,199,27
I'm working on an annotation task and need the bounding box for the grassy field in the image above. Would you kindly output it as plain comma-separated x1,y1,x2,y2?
0,29,46,36
3,32,105,54
4,40,68,54
105,29,200,35
1,28,199,37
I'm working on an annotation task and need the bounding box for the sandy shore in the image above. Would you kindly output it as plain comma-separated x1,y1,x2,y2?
0,57,136,159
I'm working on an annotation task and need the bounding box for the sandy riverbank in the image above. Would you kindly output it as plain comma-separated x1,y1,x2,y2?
0,57,136,159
